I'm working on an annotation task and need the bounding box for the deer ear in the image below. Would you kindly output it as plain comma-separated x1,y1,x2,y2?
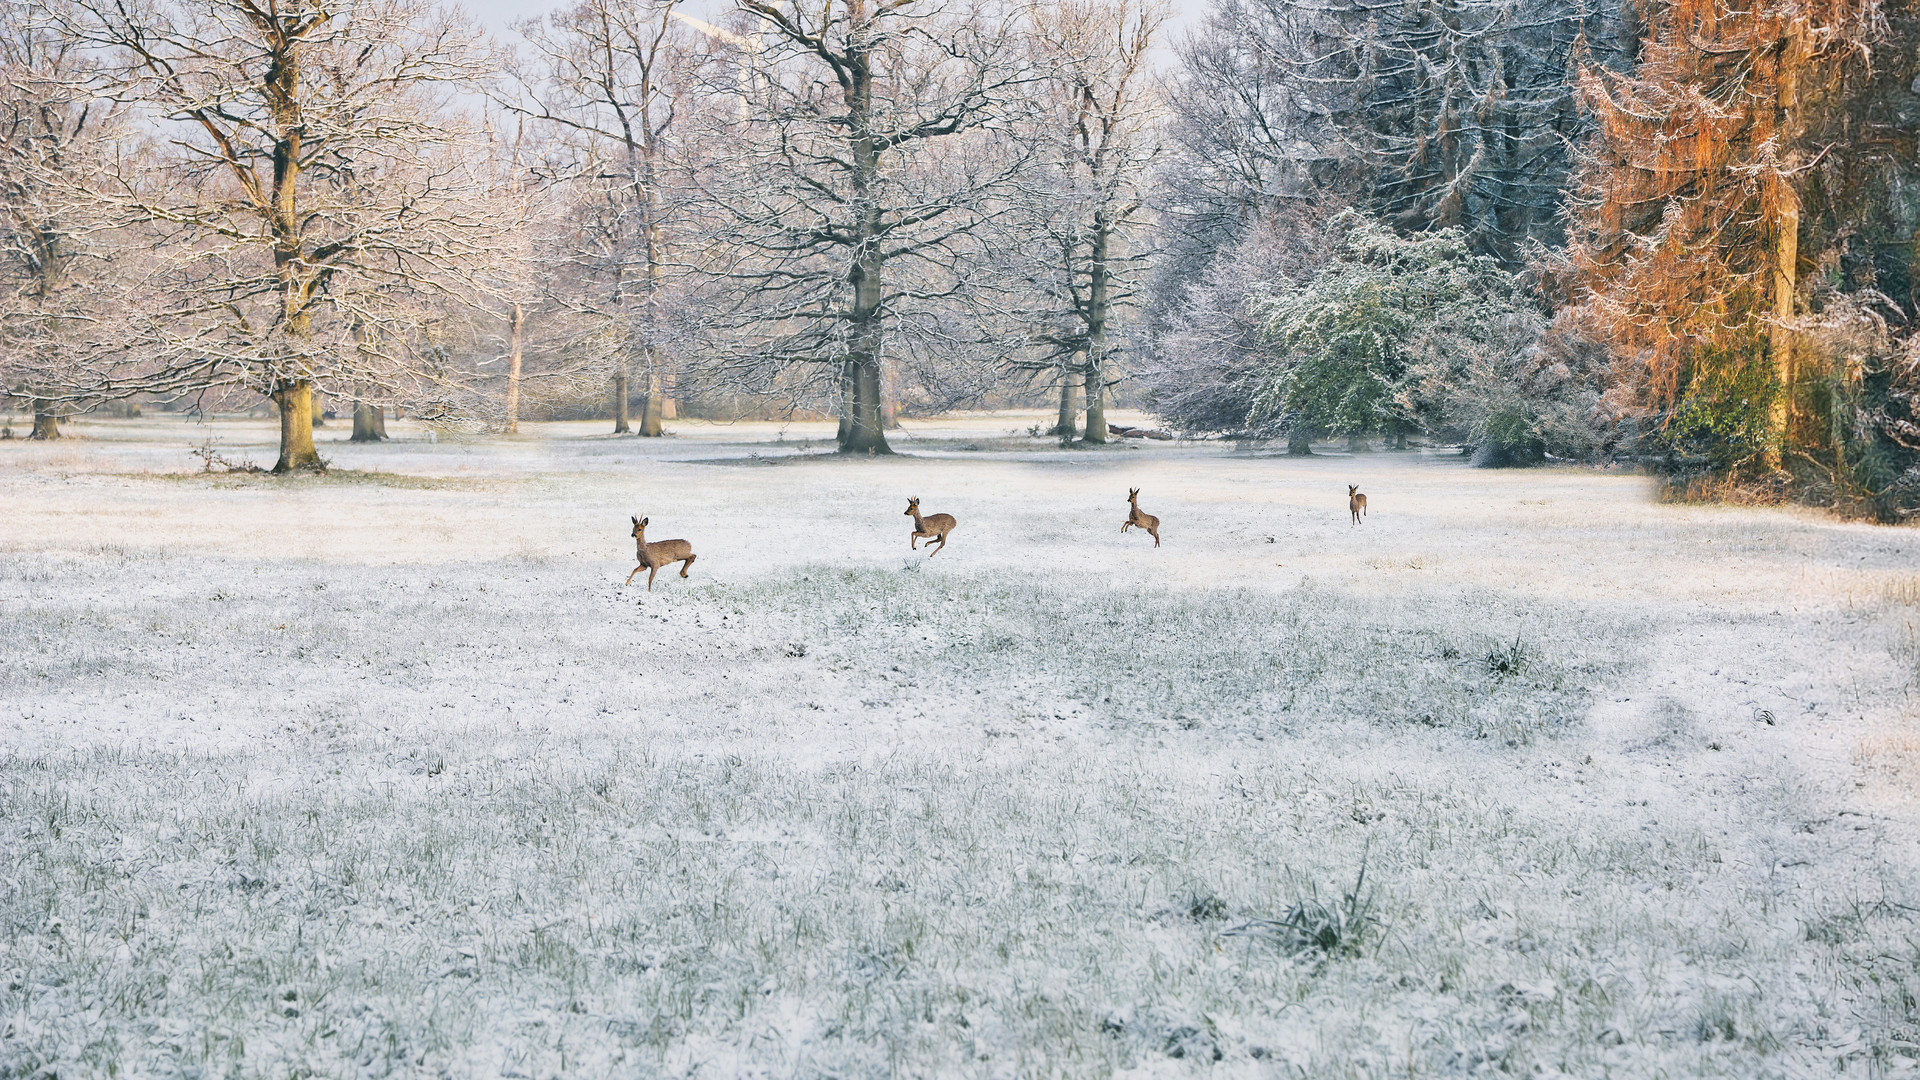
632,515,640,524
640,517,649,526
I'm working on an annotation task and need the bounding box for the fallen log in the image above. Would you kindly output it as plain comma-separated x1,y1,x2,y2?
1107,423,1174,440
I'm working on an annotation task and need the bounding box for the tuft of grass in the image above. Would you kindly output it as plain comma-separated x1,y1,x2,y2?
1484,632,1529,677
1227,855,1379,958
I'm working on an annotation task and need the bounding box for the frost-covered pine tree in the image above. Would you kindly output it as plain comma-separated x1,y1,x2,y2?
1144,0,1621,438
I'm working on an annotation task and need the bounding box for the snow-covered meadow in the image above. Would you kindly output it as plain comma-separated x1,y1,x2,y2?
4,412,1920,1078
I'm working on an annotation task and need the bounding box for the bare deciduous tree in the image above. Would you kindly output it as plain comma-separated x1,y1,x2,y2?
1001,0,1166,444
0,0,132,441
503,0,711,437
50,0,503,471
692,0,1030,454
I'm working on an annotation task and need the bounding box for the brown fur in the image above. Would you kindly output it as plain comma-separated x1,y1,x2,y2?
625,516,696,589
1348,485,1367,525
1122,487,1160,547
905,497,957,556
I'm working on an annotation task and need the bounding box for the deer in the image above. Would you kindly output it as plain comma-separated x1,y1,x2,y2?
1348,484,1368,525
625,516,696,589
904,497,957,556
1122,487,1161,547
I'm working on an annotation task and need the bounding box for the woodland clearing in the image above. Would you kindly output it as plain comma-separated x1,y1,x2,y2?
3,412,1919,1078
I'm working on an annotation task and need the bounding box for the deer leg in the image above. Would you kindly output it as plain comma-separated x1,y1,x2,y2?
625,565,643,586
648,565,659,590
680,553,696,578
1151,527,1160,548
929,532,947,556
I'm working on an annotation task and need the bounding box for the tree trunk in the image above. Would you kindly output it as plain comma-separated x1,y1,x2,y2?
310,389,325,426
612,374,631,434
351,402,386,442
880,354,902,430
271,380,325,472
1763,32,1803,471
1287,428,1314,456
839,356,890,454
1053,368,1079,439
505,303,525,435
29,400,60,440
638,347,664,437
1080,216,1113,445
1348,432,1370,453
836,355,853,445
835,24,892,457
628,90,668,440
1766,178,1800,471
1082,368,1107,444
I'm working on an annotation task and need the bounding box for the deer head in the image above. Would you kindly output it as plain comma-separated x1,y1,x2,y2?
904,497,919,517
631,515,649,537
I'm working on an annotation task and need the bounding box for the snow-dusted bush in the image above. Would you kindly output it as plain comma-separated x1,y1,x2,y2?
1253,212,1601,462
1150,212,1608,462
1140,208,1342,447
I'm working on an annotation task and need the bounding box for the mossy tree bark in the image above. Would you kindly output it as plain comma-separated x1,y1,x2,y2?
271,380,324,472
29,401,61,440
838,355,890,455
1081,351,1107,445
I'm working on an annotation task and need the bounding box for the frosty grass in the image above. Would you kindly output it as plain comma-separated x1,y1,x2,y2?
3,414,1920,1077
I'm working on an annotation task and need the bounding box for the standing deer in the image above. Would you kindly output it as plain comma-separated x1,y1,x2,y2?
625,516,696,589
1348,484,1367,525
905,497,956,556
1122,487,1161,547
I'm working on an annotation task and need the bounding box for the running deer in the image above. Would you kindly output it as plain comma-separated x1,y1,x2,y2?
1348,485,1368,525
904,497,957,556
1122,487,1161,547
625,516,696,589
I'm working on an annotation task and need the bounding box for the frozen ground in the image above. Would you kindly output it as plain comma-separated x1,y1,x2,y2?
3,411,1920,1078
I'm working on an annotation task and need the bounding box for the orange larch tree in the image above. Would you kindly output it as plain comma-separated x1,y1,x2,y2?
1565,0,1884,473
